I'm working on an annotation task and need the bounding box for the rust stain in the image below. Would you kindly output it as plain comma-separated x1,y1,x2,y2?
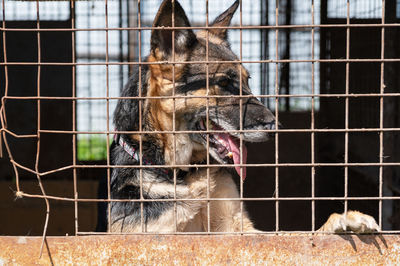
0,235,399,265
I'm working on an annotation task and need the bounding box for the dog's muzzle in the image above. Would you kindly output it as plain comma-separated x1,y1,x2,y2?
191,97,279,180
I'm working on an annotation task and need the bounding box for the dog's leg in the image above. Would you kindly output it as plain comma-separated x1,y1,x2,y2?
158,176,217,232
137,169,217,232
317,210,380,233
110,169,216,233
202,170,257,232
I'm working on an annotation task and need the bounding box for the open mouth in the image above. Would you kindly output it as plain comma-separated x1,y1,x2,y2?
197,118,248,180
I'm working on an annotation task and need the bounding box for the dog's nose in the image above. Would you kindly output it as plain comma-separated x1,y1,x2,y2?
265,120,282,137
265,120,282,130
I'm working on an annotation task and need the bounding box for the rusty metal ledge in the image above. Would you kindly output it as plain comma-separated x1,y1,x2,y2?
0,235,399,265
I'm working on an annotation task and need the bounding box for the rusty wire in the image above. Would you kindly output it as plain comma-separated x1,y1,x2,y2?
1,23,400,31
1,0,400,246
105,0,112,235
33,0,49,258
71,0,78,238
205,0,211,233
310,0,316,232
344,0,350,222
378,0,386,231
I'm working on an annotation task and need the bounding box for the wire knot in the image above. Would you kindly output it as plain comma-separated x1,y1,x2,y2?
15,191,24,198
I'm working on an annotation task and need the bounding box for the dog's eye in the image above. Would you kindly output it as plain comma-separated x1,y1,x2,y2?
218,79,230,87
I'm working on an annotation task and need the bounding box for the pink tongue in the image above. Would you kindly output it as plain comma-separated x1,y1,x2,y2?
218,134,247,180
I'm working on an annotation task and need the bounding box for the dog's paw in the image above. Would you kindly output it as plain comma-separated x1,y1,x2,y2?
318,210,380,233
318,212,347,233
345,210,380,233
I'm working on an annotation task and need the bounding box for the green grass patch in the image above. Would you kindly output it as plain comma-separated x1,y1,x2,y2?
78,135,109,161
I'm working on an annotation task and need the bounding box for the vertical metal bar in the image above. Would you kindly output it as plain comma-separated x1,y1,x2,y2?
0,0,21,195
379,0,385,230
34,0,50,258
105,0,112,233
239,0,245,234
205,0,211,233
70,0,78,235
171,0,178,233
118,0,123,83
311,0,315,232
281,0,291,111
319,0,328,231
86,3,93,162
1,0,22,199
128,0,137,72
382,0,396,231
344,0,350,216
137,0,144,233
1,0,8,165
274,0,280,232
126,0,131,64
85,2,93,156
319,0,328,99
260,0,269,106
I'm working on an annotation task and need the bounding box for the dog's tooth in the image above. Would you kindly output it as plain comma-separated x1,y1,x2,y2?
227,152,233,158
216,137,225,145
215,137,226,146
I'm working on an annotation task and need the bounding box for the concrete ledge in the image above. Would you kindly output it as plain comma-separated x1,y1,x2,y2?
0,235,399,265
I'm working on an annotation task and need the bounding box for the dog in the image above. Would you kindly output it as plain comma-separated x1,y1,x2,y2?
108,0,379,233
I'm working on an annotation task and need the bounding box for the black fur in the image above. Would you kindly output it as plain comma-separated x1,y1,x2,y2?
112,64,148,132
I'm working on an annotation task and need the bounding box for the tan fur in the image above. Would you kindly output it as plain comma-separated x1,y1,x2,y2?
159,88,219,115
146,57,225,167
200,171,256,232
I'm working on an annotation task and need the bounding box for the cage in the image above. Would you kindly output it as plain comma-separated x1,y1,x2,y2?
0,0,399,264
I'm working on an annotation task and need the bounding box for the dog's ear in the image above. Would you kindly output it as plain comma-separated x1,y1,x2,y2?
151,0,197,60
209,0,239,40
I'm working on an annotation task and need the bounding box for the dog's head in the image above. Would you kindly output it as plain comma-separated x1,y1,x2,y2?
147,0,277,179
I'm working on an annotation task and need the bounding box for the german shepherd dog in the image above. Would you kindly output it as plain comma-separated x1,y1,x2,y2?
108,0,379,233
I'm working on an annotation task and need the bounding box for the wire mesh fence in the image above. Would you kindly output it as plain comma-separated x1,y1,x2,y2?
1,0,400,250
